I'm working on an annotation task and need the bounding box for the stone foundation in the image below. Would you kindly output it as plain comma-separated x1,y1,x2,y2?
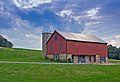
106,57,108,63
85,56,90,63
95,55,100,64
48,54,72,60
67,54,72,60
47,55,53,59
91,56,94,63
74,55,78,63
47,54,108,64
59,54,67,60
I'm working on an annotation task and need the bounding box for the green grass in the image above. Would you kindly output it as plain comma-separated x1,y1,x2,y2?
108,59,120,63
0,48,50,62
0,63,120,82
0,48,120,82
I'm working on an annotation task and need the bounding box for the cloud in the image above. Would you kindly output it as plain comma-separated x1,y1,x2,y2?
85,22,100,27
103,35,120,47
81,27,99,35
0,1,43,49
115,35,120,39
110,40,120,47
12,0,52,9
57,9,72,17
1,0,120,49
9,17,43,49
0,26,43,50
87,8,100,17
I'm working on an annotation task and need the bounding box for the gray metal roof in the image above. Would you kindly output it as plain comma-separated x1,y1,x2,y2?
58,31,107,44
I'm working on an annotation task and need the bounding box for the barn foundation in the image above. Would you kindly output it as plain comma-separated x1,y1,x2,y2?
47,54,107,64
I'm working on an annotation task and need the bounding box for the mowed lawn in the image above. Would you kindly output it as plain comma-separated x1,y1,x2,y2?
0,63,120,82
0,48,50,62
0,48,120,82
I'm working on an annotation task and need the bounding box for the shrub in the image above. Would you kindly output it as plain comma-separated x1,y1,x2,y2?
56,59,60,62
44,56,49,60
49,58,54,61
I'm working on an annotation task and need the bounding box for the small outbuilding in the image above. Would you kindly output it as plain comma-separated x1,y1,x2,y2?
42,30,108,63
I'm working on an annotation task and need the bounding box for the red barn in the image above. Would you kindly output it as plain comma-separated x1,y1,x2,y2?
45,30,108,63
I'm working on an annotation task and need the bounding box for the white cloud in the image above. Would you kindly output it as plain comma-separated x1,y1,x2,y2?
84,7,102,20
110,40,120,47
115,35,120,39
103,35,120,47
0,6,43,50
0,26,43,50
81,27,99,35
85,22,100,26
87,8,100,17
57,9,73,17
12,0,52,9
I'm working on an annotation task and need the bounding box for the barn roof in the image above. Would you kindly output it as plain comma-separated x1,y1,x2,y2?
57,31,107,44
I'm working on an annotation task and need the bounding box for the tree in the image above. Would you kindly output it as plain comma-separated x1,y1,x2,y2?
0,35,14,48
108,44,120,60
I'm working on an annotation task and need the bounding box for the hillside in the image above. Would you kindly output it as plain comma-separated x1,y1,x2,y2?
0,48,50,62
0,48,120,82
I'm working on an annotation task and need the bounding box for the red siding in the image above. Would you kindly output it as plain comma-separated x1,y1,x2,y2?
67,40,108,57
47,31,108,57
47,32,66,55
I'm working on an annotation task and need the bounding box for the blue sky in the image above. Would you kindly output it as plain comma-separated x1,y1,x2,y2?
0,0,120,50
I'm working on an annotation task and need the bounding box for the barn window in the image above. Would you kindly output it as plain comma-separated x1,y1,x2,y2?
60,43,62,51
55,35,57,40
50,44,52,51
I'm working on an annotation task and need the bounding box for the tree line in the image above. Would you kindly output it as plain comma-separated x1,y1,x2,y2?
108,45,120,60
0,35,14,48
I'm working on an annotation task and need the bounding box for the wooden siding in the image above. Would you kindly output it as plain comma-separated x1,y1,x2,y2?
47,32,67,55
66,40,108,57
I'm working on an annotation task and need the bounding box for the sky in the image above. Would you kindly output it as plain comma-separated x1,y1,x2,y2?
0,0,120,50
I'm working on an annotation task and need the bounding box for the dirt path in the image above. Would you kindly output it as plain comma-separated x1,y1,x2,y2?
0,61,73,64
100,63,120,65
0,61,120,65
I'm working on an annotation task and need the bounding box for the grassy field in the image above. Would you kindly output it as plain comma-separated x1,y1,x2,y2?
0,63,120,82
0,48,120,82
0,48,51,62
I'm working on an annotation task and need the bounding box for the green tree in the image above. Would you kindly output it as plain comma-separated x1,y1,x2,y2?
0,35,14,48
108,45,120,60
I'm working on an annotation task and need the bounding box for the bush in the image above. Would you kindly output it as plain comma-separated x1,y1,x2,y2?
44,56,49,60
56,59,60,62
49,58,54,61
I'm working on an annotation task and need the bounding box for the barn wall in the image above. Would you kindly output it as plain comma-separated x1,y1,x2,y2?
46,32,67,55
67,40,108,57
